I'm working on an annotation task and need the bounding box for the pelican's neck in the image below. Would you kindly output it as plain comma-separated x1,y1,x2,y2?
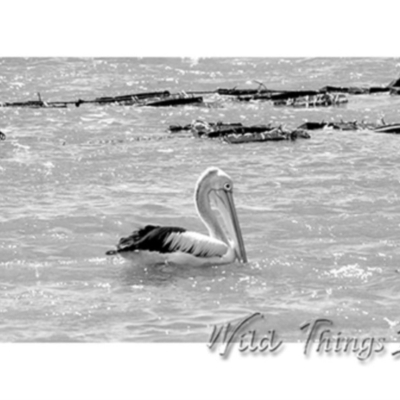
195,184,228,244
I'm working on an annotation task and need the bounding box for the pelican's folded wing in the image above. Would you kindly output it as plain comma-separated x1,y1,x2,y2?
107,225,228,258
114,225,184,253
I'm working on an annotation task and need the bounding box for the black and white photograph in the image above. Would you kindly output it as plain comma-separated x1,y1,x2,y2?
1,1,399,399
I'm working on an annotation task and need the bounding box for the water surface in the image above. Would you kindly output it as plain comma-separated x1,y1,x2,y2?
1,58,400,342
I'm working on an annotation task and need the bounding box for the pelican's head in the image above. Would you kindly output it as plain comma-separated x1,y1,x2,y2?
195,167,248,263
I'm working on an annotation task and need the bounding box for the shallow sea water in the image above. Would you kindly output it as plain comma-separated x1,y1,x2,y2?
1,57,400,342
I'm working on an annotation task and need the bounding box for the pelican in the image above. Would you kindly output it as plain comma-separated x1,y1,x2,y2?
106,167,247,267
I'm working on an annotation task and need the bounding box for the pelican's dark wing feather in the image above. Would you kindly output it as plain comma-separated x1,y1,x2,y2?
106,225,186,255
106,224,227,258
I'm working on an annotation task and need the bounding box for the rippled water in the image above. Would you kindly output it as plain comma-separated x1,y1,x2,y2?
1,58,400,342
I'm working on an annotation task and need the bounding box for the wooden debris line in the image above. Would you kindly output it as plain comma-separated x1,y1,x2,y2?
1,76,400,109
0,91,205,109
168,118,400,144
228,86,391,101
298,120,400,134
273,93,348,107
170,120,310,143
223,129,310,144
217,77,400,102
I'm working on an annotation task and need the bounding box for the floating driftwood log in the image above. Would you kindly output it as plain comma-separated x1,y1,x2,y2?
319,85,390,94
223,129,310,144
0,91,203,109
1,100,67,108
298,119,400,134
373,123,400,133
80,91,203,107
273,93,348,107
217,77,400,104
74,90,171,106
171,121,279,137
0,93,68,108
170,120,311,143
94,90,170,104
225,89,347,106
169,117,400,145
144,95,203,107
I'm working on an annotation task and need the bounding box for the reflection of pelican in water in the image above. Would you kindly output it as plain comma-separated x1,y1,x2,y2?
106,167,247,267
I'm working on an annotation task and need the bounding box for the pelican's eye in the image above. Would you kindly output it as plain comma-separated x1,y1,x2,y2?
224,182,232,191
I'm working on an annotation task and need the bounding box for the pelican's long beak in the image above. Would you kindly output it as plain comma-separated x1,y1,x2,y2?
216,189,248,263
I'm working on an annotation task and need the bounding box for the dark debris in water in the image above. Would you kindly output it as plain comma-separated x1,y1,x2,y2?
1,75,400,109
0,90,205,109
167,117,400,145
217,76,400,101
170,120,310,143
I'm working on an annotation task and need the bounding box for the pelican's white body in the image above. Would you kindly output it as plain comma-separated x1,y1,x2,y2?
120,231,236,267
